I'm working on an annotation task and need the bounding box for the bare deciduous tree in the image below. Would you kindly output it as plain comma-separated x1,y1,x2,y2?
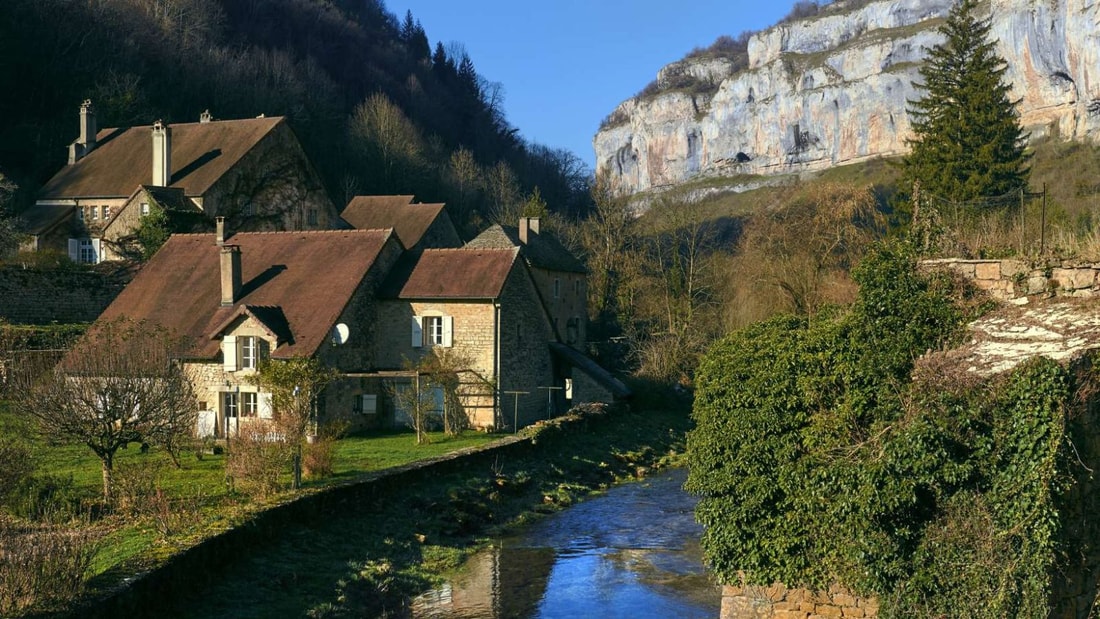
19,319,196,502
246,357,337,489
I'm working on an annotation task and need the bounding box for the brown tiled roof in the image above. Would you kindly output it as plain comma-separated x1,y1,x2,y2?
466,224,586,273
39,116,284,200
21,203,73,235
341,196,447,248
385,248,519,299
142,185,198,212
97,228,394,360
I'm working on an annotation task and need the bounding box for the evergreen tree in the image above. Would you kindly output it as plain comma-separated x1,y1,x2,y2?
903,0,1029,205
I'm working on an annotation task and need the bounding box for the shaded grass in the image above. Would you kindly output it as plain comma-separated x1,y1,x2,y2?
0,404,499,591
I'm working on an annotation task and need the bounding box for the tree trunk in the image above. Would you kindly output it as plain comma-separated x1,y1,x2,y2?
101,455,113,503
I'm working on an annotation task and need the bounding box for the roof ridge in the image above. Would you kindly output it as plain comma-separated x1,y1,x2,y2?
99,116,286,132
170,228,393,238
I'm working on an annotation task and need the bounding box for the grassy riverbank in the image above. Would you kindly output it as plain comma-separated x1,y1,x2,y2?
159,403,692,618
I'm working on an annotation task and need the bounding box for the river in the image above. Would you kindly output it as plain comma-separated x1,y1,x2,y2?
410,467,721,618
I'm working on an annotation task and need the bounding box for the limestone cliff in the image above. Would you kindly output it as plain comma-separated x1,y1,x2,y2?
594,0,1100,195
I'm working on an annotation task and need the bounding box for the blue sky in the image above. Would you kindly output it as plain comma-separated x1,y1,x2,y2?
385,1,802,170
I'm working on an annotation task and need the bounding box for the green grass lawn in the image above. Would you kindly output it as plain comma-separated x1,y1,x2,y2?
0,404,501,581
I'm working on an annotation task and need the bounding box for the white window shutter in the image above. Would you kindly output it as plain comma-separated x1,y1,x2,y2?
67,239,79,261
442,316,454,347
411,316,423,348
91,238,101,263
223,335,238,371
258,392,273,419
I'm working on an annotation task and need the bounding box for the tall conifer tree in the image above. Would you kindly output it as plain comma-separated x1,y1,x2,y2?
904,0,1029,205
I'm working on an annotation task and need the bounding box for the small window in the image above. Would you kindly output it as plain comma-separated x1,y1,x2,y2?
102,205,110,219
574,280,581,297
76,207,84,221
242,392,258,417
198,401,208,410
308,208,318,226
356,394,377,415
553,278,561,299
424,316,445,346
140,202,150,217
240,336,259,370
90,207,98,221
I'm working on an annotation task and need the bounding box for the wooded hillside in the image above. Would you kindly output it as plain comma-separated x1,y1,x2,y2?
0,0,589,233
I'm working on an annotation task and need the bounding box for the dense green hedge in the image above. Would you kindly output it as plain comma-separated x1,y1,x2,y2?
686,240,1098,617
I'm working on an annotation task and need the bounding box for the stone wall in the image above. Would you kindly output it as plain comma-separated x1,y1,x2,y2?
921,258,1100,303
721,584,877,619
0,264,131,324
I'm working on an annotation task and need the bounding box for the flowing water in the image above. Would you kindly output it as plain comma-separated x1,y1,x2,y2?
411,468,721,618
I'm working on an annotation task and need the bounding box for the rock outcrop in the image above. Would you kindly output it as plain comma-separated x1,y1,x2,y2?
594,0,1100,195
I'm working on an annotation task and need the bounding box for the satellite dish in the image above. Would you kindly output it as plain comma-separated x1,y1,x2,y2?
332,323,350,345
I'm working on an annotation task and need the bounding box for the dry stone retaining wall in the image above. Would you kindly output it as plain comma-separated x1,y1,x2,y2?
921,258,1100,303
721,584,877,619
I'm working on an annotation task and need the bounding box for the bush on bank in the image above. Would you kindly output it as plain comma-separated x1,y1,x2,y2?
686,239,1100,617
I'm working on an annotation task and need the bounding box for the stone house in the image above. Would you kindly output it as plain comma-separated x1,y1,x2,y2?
25,101,337,263
94,220,403,437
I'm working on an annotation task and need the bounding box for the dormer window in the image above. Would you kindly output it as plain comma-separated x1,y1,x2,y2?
222,335,269,372
241,336,259,369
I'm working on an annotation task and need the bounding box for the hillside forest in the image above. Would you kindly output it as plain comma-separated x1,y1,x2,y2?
0,0,590,237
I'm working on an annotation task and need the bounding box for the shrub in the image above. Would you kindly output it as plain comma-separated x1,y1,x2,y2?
225,421,293,498
6,475,83,523
0,519,100,615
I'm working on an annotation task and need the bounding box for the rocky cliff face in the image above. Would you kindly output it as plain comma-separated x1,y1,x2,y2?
595,0,1100,195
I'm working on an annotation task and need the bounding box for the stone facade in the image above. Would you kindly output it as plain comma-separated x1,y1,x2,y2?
530,267,587,348
197,121,336,233
721,584,877,619
372,262,557,430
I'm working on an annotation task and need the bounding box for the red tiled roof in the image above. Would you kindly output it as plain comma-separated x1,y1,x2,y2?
97,229,394,359
341,196,447,248
39,116,285,199
387,248,519,299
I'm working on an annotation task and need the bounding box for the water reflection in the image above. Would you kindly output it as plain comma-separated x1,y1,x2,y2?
413,468,720,618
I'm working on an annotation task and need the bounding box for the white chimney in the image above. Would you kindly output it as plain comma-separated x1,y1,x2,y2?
200,110,213,123
151,120,172,187
67,100,98,165
518,217,540,244
216,216,226,246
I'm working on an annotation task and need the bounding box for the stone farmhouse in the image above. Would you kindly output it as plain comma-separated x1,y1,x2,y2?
22,101,337,263
90,199,627,436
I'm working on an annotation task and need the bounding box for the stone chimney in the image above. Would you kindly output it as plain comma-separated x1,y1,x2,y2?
220,244,242,306
67,100,98,165
200,109,213,123
215,216,227,246
151,120,172,187
518,217,540,244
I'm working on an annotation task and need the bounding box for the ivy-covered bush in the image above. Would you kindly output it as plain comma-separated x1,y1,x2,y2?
686,240,1098,617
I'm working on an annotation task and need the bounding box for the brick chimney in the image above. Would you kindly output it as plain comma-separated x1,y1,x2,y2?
220,244,241,306
151,120,172,187
67,100,97,165
518,217,540,244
